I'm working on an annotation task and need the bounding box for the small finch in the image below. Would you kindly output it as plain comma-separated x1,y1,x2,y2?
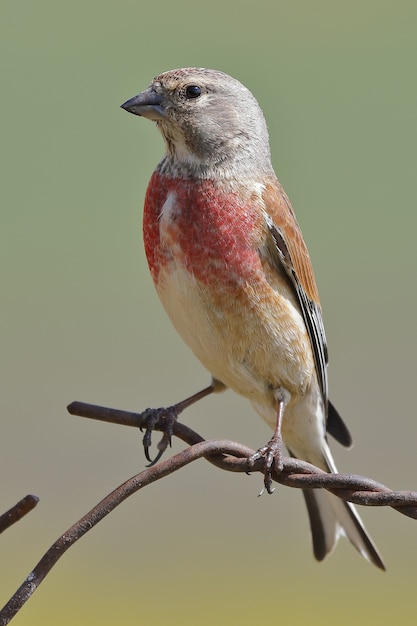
121,68,384,569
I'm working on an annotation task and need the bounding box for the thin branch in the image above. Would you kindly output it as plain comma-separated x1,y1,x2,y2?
2,400,417,623
68,401,417,518
0,496,39,534
0,440,249,625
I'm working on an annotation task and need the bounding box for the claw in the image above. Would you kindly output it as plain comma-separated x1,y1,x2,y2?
139,405,179,464
247,444,279,495
144,444,155,464
157,431,172,453
145,448,165,467
137,384,216,465
141,408,160,462
247,392,287,495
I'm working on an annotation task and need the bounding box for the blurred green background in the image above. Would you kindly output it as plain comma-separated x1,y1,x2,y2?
1,0,417,623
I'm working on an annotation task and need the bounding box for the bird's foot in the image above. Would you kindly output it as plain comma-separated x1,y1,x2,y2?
140,405,179,466
247,433,284,495
138,384,216,466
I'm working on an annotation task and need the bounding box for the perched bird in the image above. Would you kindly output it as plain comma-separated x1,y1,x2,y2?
121,67,384,569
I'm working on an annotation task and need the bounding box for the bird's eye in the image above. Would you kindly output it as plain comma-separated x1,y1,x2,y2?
185,85,202,99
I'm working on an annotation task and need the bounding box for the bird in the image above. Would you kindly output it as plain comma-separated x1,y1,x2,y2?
120,67,384,569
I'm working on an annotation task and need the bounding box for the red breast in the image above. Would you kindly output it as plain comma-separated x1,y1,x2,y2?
143,171,266,294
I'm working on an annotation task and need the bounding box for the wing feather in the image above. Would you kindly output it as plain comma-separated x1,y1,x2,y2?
261,181,328,405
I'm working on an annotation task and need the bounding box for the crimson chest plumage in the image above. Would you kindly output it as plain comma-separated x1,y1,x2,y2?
143,171,265,292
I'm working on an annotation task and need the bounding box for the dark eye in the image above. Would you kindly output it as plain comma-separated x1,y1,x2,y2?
185,85,202,99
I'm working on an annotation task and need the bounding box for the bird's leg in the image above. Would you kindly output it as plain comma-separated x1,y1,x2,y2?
247,389,288,495
140,380,223,465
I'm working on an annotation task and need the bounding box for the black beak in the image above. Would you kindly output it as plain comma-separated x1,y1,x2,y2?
120,89,165,120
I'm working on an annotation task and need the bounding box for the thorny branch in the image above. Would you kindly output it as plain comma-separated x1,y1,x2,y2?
1,400,417,624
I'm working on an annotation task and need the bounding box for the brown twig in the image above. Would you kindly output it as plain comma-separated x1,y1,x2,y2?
0,496,39,534
1,400,417,624
0,439,249,625
67,401,417,518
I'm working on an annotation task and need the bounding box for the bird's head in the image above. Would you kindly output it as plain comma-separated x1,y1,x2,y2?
121,67,273,179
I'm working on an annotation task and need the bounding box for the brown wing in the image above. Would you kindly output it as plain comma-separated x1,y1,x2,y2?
262,180,320,303
261,179,329,404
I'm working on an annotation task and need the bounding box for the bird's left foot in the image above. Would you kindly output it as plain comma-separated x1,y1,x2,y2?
247,389,288,495
247,433,284,495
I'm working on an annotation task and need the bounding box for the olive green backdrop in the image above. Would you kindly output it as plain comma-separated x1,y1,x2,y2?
1,1,417,624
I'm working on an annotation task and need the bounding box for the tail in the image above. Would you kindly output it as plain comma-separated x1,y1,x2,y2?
301,489,385,570
293,447,385,570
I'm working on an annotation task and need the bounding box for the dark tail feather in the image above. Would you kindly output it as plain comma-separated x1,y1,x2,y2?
288,447,385,570
327,400,353,448
302,489,328,561
302,488,385,570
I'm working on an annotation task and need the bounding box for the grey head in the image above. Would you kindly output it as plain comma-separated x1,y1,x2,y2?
121,67,274,180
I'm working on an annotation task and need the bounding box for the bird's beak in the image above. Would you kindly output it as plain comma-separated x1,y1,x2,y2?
120,88,166,121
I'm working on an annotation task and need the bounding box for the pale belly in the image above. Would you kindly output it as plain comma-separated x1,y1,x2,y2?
155,261,329,467
155,261,315,406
